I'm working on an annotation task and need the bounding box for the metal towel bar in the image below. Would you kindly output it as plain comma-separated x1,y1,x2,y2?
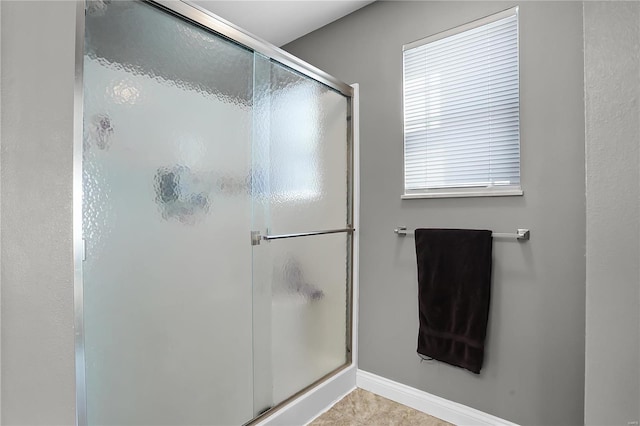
394,226,530,241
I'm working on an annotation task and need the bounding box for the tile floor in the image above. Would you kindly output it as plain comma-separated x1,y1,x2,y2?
309,388,454,426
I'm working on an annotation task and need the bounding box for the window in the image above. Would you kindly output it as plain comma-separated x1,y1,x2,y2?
402,8,522,198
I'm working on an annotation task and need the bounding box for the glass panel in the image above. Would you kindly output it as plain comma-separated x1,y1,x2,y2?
266,61,349,235
269,233,349,405
250,53,274,416
82,2,254,425
251,55,351,413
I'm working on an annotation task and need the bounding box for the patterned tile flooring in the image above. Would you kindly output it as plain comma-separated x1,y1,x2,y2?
309,388,454,426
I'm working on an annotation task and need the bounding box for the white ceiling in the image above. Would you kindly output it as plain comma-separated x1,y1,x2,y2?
191,1,375,47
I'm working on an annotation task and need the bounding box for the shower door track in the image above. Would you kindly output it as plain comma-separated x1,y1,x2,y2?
151,0,354,98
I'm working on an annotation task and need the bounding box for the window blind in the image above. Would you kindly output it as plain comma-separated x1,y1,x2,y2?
403,9,520,195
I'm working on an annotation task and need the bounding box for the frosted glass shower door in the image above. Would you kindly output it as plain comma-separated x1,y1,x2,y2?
82,2,255,425
252,56,352,409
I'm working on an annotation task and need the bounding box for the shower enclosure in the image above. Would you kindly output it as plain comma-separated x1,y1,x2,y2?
75,1,354,424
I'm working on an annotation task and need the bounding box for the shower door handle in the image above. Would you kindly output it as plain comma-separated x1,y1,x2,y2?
262,227,354,242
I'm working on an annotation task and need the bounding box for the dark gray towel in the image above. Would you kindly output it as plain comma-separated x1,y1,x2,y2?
415,229,493,374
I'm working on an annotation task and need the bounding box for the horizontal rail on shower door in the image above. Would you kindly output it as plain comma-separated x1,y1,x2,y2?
263,227,354,241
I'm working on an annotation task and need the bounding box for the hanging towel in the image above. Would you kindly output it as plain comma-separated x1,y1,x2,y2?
415,229,493,374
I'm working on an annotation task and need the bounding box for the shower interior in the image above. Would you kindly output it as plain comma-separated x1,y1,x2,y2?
78,1,354,425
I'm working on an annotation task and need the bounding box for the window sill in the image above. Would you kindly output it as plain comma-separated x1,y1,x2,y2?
402,188,523,199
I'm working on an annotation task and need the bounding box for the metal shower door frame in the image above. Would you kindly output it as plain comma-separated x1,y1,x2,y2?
72,1,356,425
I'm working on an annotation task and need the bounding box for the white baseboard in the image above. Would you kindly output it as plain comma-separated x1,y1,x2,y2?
356,370,518,426
256,366,356,426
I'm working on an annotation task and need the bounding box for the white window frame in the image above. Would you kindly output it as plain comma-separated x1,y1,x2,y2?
402,7,523,199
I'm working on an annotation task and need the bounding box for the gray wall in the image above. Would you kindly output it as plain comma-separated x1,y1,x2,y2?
584,2,640,425
1,2,77,424
285,2,586,425
0,1,3,419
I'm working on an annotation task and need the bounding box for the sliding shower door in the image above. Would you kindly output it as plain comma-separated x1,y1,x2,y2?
80,1,353,424
252,55,352,409
82,2,255,424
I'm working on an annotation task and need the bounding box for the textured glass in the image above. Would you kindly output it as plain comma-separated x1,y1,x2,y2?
250,54,275,416
266,62,349,234
268,233,349,405
83,2,352,423
82,2,254,425
251,55,351,413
